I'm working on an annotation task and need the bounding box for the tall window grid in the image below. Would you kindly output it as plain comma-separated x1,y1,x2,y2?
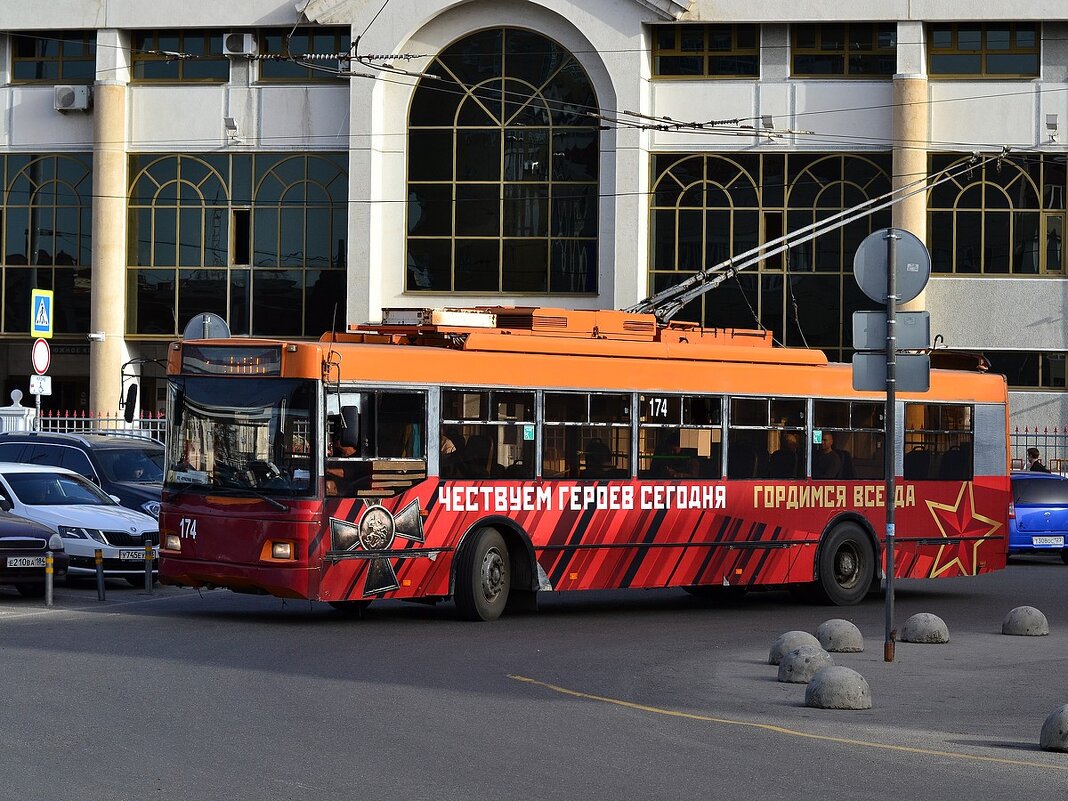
928,154,1066,275
127,153,348,338
0,154,93,334
649,153,892,362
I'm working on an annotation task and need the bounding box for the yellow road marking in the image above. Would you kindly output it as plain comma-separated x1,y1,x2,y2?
508,674,1068,772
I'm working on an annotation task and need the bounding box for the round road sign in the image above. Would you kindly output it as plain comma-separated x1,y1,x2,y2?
853,228,932,304
31,338,50,375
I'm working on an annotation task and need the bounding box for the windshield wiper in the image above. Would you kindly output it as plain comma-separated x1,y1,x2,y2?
206,485,290,512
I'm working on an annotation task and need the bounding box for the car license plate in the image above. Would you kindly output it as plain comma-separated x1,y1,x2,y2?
6,556,46,568
119,549,151,561
1032,536,1064,547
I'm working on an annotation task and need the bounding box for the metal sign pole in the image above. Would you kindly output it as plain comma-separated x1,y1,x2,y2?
884,229,899,663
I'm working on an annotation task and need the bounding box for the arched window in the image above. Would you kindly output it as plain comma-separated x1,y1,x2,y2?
650,153,891,360
928,154,1063,275
407,28,599,293
2,154,93,333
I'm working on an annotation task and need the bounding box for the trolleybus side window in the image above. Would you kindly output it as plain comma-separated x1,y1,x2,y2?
543,392,631,479
727,398,807,479
638,394,723,479
904,403,974,480
440,390,535,479
326,390,427,497
812,400,885,480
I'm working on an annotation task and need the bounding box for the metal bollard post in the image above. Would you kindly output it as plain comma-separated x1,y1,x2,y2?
95,548,105,601
45,550,53,608
144,541,154,594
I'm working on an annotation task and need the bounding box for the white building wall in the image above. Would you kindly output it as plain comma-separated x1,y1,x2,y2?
1,0,1068,426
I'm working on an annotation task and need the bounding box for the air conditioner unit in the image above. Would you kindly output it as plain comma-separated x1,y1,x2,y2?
223,32,257,56
54,85,92,113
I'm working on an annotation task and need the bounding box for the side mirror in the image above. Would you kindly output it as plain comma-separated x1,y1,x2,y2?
0,496,11,512
340,405,360,449
172,387,185,429
123,384,138,424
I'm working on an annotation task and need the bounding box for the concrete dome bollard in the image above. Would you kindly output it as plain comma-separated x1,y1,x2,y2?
899,613,950,644
768,630,822,665
1002,606,1050,636
777,645,834,684
805,666,872,710
816,619,864,653
1040,705,1068,752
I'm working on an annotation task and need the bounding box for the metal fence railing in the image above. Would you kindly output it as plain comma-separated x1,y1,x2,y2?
1010,428,1068,474
37,410,166,442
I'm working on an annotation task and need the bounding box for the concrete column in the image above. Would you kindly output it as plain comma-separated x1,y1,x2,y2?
892,23,929,312
89,33,129,415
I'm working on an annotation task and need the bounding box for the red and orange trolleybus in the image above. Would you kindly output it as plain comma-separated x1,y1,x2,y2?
158,307,1009,620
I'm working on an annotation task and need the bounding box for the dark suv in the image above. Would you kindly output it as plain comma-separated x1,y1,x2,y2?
0,432,163,519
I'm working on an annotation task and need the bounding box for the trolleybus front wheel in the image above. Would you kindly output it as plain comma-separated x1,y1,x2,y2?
455,528,510,621
816,522,874,605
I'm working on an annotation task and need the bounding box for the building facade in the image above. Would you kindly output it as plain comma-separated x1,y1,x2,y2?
1,0,1067,427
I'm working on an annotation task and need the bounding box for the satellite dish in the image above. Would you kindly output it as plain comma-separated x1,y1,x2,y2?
182,312,231,340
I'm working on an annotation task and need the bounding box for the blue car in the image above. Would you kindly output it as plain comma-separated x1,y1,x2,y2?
1009,471,1068,563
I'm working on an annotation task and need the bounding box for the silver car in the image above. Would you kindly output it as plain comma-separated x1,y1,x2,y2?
0,463,158,585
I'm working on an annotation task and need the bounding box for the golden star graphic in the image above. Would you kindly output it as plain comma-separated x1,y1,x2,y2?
926,482,1003,578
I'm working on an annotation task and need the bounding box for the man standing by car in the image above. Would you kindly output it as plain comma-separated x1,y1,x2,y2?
1027,447,1053,473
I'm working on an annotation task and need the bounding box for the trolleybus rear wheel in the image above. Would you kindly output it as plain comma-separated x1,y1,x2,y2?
816,522,874,605
683,585,748,601
329,600,371,617
455,528,510,621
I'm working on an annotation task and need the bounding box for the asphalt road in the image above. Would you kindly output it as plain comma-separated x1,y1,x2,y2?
3,560,1068,800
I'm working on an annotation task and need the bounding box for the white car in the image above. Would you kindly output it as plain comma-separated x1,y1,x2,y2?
0,463,158,585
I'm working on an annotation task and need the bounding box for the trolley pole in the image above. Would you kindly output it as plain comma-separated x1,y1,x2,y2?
884,230,898,663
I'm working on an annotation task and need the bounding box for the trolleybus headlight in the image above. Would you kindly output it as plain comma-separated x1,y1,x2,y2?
164,533,181,551
271,541,293,560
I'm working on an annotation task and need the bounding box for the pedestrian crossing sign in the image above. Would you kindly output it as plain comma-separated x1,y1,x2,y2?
31,289,53,339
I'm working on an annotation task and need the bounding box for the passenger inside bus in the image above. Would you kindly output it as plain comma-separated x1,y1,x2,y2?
440,426,465,478
463,433,504,479
903,445,931,480
812,432,854,480
580,438,627,479
768,432,804,479
649,433,699,479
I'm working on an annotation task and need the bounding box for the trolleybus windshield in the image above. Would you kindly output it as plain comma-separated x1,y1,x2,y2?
164,377,317,498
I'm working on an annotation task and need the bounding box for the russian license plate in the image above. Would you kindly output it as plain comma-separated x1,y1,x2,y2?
6,556,46,568
119,549,151,561
1032,536,1064,547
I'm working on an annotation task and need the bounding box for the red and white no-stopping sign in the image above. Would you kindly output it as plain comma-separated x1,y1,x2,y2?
31,337,51,375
